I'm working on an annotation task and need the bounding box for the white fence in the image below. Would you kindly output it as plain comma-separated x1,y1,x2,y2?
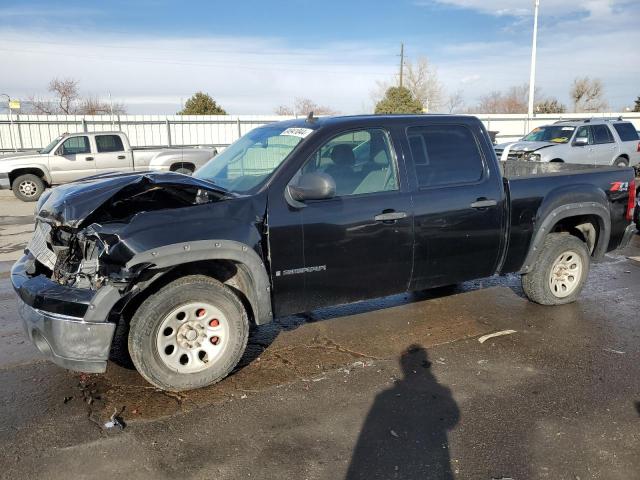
1,113,639,152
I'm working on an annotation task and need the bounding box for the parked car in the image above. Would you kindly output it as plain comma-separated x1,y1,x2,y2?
0,131,217,201
495,118,640,167
11,115,636,391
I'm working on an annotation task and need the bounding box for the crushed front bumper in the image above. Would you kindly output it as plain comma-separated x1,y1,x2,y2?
12,254,118,373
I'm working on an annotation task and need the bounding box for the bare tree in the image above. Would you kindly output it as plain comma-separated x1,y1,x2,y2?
50,78,80,114
274,105,293,115
471,84,538,114
446,90,464,113
371,57,443,112
274,97,337,116
404,57,444,112
535,98,566,113
78,96,127,115
27,78,126,115
570,77,607,112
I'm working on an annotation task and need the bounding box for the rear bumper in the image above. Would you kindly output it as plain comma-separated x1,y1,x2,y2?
0,172,9,189
12,254,117,373
619,223,637,250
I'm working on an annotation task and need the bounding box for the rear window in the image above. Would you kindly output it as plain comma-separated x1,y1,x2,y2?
613,123,640,142
407,125,484,188
592,125,614,144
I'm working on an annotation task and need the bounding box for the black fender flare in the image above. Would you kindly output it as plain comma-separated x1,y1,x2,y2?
519,194,611,274
125,240,273,324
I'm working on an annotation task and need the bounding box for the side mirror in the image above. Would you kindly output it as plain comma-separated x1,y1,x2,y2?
287,172,336,206
55,146,65,156
573,137,588,146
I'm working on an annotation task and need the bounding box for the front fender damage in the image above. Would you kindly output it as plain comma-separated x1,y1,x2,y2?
28,171,270,324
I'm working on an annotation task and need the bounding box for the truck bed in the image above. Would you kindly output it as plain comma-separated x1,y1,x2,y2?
499,160,634,274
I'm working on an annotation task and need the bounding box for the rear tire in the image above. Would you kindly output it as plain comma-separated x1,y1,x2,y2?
613,156,628,167
12,174,45,202
173,165,194,175
128,275,249,391
521,233,590,305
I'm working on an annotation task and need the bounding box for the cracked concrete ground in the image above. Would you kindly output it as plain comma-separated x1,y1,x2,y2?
0,191,639,479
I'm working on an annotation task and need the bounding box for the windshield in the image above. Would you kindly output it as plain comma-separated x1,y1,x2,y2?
194,125,310,193
522,126,575,144
40,136,63,154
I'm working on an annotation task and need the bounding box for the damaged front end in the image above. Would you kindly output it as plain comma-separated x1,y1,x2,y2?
12,172,233,373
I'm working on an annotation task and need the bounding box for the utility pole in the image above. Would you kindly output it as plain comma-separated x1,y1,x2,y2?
108,91,115,128
399,42,405,88
527,0,540,119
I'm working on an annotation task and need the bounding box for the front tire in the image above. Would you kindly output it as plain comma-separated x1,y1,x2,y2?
12,174,45,202
521,233,590,305
128,275,249,391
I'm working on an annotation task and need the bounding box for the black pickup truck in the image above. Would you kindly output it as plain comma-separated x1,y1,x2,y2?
12,115,637,391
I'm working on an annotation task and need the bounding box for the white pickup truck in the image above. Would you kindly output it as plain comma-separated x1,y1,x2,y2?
0,131,217,201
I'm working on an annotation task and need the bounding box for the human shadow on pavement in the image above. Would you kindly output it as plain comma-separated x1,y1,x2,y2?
346,345,460,480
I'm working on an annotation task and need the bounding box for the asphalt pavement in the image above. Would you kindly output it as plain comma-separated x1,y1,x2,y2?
0,190,639,479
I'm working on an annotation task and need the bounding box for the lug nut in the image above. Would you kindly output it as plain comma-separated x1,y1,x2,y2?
209,319,220,327
196,308,206,317
210,336,220,345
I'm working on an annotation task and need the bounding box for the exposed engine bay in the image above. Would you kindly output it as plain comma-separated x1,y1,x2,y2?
28,173,230,290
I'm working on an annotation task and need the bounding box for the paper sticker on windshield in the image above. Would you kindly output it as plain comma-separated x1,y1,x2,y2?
280,127,313,138
561,127,575,131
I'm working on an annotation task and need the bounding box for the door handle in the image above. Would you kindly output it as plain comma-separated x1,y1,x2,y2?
470,199,497,209
374,211,407,222
85,156,94,161
117,155,126,159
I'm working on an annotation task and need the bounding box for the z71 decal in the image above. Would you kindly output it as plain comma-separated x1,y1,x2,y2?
610,181,629,192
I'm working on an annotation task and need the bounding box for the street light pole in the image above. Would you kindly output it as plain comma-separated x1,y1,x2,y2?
527,0,540,119
0,93,16,152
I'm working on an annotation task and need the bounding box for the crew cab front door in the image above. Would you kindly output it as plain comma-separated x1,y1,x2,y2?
404,122,505,289
269,128,413,314
50,135,96,183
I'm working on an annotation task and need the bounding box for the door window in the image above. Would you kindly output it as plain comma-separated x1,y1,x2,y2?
299,129,398,197
407,125,484,188
61,136,90,155
96,135,125,152
592,124,615,144
574,126,592,145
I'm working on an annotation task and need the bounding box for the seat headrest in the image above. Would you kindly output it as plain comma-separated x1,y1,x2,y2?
330,144,355,167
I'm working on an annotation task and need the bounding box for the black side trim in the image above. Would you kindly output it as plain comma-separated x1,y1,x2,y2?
519,202,610,273
126,240,273,324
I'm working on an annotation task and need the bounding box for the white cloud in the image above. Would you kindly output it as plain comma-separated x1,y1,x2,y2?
1,0,638,114
417,0,622,17
0,29,396,114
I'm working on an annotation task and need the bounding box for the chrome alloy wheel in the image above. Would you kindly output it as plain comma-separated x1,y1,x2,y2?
156,302,230,373
548,250,583,298
18,180,39,197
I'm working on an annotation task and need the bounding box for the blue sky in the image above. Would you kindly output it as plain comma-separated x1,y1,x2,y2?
0,0,638,113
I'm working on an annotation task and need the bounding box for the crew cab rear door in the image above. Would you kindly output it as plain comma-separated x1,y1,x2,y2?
403,121,505,289
93,134,133,174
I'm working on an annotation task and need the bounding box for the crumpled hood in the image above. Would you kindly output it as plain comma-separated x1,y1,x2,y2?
36,171,227,229
495,141,558,152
